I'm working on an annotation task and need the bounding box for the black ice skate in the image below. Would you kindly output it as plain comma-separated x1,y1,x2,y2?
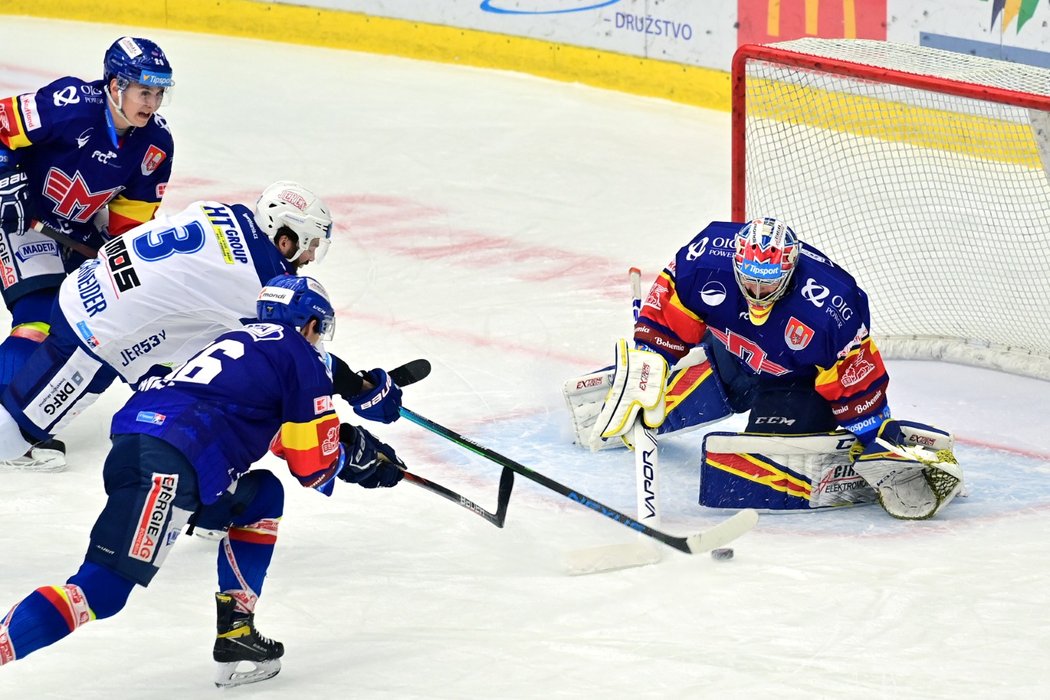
213,592,284,688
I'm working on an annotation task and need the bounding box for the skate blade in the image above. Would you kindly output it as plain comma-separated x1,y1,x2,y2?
214,659,281,688
0,450,67,473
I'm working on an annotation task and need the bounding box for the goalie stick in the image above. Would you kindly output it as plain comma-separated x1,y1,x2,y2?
384,358,516,528
566,268,664,574
399,407,759,555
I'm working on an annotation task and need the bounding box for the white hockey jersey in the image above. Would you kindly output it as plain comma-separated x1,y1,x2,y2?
58,200,293,383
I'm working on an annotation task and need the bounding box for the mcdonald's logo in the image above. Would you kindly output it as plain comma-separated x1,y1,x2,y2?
737,0,887,46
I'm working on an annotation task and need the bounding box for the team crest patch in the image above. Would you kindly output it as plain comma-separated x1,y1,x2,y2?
784,316,814,350
141,145,167,176
644,284,666,310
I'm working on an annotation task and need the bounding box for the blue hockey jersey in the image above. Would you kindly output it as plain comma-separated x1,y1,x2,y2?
0,76,173,239
111,322,342,504
635,221,890,440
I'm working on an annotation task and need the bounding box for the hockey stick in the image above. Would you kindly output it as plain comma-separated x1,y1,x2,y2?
30,219,99,259
388,358,432,387
629,267,661,527
566,268,663,574
399,407,759,555
401,467,514,528
385,358,516,528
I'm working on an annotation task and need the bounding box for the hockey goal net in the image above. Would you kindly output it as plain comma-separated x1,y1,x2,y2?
732,38,1050,380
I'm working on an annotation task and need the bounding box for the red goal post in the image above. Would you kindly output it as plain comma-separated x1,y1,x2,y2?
731,38,1050,380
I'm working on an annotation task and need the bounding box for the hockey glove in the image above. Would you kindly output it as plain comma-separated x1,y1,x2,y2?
589,338,668,447
336,423,404,488
850,419,963,520
349,368,403,424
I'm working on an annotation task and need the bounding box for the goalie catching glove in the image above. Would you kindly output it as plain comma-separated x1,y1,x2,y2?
850,419,963,520
337,424,404,488
589,338,668,448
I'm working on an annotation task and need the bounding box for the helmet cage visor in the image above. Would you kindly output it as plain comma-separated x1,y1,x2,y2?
732,219,799,307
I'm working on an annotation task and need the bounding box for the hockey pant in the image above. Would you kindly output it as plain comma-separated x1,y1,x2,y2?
0,436,284,664
0,309,119,453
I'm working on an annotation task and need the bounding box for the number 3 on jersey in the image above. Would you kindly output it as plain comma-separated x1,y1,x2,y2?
133,220,206,261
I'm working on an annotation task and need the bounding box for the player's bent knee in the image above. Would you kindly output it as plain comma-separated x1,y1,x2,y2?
232,470,285,526
66,560,136,620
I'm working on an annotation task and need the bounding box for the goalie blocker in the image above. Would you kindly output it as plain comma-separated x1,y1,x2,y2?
699,419,963,520
564,343,733,450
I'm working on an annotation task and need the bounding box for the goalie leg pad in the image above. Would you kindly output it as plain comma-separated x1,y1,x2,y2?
700,431,876,511
851,419,963,520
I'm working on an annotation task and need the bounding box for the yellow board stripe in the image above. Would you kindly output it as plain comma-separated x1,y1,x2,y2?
3,0,731,111
748,76,1044,167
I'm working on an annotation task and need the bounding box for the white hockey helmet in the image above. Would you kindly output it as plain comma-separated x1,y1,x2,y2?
254,181,333,265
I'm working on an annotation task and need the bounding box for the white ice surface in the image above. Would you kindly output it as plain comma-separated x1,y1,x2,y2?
1,17,1049,699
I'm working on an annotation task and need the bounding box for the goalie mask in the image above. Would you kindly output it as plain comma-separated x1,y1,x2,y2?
255,181,334,266
257,275,336,341
733,217,800,326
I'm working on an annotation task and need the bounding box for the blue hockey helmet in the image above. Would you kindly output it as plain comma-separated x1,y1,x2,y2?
256,275,336,340
103,37,174,90
732,217,800,325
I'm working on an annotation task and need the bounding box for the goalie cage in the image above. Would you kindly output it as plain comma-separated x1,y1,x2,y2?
732,38,1050,380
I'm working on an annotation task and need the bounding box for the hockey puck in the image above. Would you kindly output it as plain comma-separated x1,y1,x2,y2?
710,547,734,561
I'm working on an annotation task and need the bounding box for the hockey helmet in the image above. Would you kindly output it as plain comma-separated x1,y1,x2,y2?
256,275,336,340
732,217,800,324
254,181,333,265
103,37,174,90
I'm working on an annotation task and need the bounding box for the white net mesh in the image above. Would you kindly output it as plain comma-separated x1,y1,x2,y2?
736,39,1050,379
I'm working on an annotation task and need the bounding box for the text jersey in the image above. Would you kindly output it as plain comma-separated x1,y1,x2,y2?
57,200,293,383
635,221,890,440
112,322,342,504
0,76,173,237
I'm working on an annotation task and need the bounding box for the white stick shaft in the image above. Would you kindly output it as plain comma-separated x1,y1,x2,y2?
633,420,660,526
628,266,660,526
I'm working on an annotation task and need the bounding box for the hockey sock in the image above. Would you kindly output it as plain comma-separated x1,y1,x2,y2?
218,471,284,612
0,586,92,663
0,290,55,393
0,332,44,394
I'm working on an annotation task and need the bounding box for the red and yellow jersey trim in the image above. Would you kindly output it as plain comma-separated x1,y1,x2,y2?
814,336,886,403
0,95,33,149
108,195,161,235
635,271,708,361
270,413,341,485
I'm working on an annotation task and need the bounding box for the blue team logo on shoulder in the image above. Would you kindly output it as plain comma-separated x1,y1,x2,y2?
135,411,167,425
